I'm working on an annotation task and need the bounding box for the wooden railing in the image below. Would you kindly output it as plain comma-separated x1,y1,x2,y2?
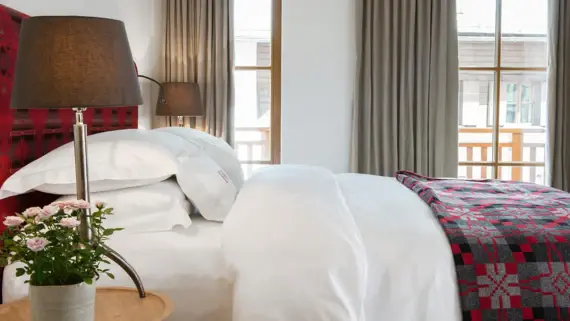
235,126,546,181
458,127,545,181
235,127,271,177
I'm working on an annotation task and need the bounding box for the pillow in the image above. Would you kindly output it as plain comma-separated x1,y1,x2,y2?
176,154,238,222
88,129,201,160
154,127,244,190
0,139,178,199
57,179,192,234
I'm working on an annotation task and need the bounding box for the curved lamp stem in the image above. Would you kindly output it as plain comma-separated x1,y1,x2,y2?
72,108,146,298
138,75,166,104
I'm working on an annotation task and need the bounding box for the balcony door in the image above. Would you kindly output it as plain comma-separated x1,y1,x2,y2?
457,0,548,184
233,0,281,178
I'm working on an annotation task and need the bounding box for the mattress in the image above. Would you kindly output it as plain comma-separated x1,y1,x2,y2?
2,217,231,321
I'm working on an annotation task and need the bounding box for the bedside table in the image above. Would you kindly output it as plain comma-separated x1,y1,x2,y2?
0,287,173,321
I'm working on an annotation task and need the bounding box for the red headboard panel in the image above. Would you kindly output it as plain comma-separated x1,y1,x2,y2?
0,6,138,228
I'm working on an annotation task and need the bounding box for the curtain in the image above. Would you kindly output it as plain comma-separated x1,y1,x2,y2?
159,0,235,146
548,0,570,190
350,0,459,177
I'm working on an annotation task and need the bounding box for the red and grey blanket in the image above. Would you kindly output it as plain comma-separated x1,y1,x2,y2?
396,171,570,321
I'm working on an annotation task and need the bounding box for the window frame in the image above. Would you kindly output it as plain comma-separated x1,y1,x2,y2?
458,0,547,175
233,0,282,165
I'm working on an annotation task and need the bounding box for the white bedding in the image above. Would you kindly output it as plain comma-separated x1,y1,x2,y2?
223,165,462,321
3,217,231,321
4,165,462,321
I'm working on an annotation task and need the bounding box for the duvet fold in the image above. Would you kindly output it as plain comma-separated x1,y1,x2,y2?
222,165,367,321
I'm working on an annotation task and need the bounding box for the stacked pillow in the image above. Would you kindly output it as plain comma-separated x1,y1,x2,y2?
0,128,245,233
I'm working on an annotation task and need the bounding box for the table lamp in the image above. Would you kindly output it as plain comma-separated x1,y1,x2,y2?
10,16,146,298
156,82,203,127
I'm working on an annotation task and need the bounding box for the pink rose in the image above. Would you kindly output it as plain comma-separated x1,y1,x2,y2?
22,207,42,218
50,201,67,209
95,201,106,208
38,205,60,220
59,217,81,228
70,200,90,209
3,216,24,227
26,237,49,252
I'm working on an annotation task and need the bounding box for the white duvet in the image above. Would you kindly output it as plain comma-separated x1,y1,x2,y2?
223,165,462,321
3,165,462,321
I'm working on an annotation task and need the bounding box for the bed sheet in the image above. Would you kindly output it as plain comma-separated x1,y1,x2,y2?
3,217,231,321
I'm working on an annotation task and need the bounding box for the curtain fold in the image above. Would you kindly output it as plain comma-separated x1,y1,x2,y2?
548,0,570,190
351,0,459,177
159,0,235,146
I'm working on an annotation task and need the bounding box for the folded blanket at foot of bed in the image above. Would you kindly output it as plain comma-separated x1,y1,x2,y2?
397,170,570,321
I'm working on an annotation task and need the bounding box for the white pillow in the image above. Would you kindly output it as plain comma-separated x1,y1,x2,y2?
57,179,192,234
88,129,201,159
0,139,178,198
176,154,238,222
155,127,244,190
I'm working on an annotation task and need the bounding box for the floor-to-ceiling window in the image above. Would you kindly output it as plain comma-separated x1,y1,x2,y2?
233,0,281,178
457,0,547,184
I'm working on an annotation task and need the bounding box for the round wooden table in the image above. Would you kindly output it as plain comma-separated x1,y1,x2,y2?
0,287,173,321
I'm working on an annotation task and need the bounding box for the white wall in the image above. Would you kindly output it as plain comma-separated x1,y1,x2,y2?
0,0,163,129
281,0,356,173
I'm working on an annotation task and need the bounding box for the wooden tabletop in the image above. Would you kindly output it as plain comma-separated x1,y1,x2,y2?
0,287,173,321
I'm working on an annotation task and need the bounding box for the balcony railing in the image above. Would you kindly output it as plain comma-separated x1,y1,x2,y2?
458,127,546,183
234,126,547,183
235,127,271,177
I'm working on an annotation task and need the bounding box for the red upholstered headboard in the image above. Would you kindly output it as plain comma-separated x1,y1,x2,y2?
0,5,139,302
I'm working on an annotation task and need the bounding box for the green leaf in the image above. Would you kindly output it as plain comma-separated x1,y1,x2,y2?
84,278,93,285
16,268,25,277
106,273,115,280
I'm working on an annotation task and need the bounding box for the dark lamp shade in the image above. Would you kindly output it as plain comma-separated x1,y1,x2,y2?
156,82,203,117
10,16,143,109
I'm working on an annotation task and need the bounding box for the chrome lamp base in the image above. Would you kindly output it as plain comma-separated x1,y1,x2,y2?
72,108,146,298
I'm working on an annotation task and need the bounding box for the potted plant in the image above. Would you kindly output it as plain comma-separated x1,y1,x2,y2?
0,200,121,321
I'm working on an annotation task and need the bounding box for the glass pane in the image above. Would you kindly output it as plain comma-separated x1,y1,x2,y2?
501,0,547,67
234,0,272,66
458,166,494,180
234,70,271,162
457,0,497,67
497,72,547,163
458,71,496,162
498,166,546,185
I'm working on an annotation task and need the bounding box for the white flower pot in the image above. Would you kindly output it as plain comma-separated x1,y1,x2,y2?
29,282,96,321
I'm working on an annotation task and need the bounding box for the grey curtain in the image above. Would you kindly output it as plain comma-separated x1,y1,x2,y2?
351,0,459,177
159,0,235,145
548,0,570,190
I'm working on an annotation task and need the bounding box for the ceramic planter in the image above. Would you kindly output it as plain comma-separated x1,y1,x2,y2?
28,282,95,321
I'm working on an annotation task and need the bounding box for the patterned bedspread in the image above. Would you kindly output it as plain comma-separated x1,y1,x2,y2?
396,171,570,321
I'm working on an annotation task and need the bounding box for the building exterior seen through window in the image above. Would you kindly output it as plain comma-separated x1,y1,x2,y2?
234,0,277,178
457,0,547,184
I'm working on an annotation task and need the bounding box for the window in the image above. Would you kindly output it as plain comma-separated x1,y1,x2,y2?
233,0,281,178
457,0,547,184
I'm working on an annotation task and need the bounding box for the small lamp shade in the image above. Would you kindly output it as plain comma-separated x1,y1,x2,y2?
10,16,143,109
156,82,203,117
